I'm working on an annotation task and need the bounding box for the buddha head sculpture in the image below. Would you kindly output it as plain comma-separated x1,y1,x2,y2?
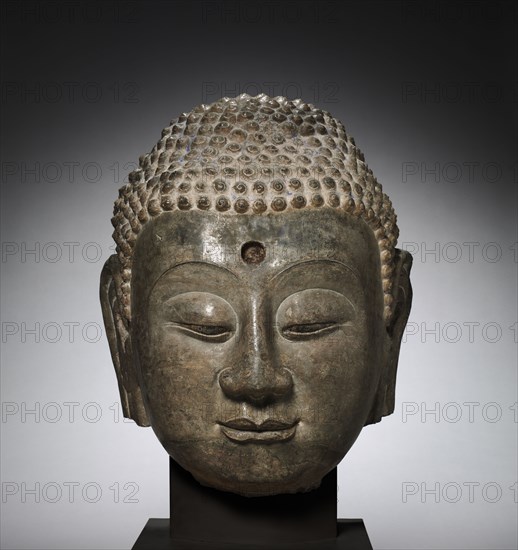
100,94,412,497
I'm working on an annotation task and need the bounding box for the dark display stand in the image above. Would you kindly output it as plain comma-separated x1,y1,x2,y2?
132,458,373,549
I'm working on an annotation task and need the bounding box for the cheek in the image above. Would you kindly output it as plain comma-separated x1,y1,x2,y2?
281,319,378,424
137,325,232,439
281,321,371,378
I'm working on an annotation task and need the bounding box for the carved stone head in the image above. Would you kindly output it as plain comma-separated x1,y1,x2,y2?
100,94,412,497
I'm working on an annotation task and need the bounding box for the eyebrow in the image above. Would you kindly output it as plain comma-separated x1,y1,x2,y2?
151,259,360,297
271,259,361,283
150,260,240,295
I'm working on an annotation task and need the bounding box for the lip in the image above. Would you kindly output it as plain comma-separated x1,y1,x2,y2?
218,418,299,443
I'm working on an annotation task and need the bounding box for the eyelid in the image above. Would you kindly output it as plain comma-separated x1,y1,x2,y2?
160,292,237,330
276,289,356,338
282,321,343,339
165,322,233,342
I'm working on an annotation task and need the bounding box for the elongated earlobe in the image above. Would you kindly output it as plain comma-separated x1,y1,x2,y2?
100,255,150,427
366,249,413,424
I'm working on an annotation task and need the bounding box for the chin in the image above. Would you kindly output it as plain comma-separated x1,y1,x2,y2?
192,467,326,498
170,439,343,498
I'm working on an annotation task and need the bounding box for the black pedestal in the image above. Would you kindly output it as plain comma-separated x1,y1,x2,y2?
132,518,373,549
131,459,372,549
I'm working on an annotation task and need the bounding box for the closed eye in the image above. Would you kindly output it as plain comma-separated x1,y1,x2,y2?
282,322,339,339
166,322,233,342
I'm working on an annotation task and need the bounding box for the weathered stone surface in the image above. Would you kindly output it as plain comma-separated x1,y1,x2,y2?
100,94,412,497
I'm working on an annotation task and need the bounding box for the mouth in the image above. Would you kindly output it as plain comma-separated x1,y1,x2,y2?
218,418,299,444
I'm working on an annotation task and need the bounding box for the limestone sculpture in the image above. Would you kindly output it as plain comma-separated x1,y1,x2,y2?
100,94,413,498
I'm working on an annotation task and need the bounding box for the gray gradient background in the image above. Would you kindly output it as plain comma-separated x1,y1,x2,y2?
1,1,517,548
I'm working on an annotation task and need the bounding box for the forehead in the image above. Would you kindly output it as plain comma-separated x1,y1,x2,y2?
132,209,380,295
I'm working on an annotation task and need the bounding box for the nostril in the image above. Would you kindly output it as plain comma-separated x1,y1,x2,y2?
218,365,293,404
218,369,234,389
274,368,294,397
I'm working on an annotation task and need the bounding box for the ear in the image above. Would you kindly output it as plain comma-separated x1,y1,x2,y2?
100,255,150,427
366,248,413,424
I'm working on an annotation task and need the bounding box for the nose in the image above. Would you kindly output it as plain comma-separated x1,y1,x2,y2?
218,300,293,406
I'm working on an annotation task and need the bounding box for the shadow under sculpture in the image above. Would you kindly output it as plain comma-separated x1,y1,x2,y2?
100,94,413,548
